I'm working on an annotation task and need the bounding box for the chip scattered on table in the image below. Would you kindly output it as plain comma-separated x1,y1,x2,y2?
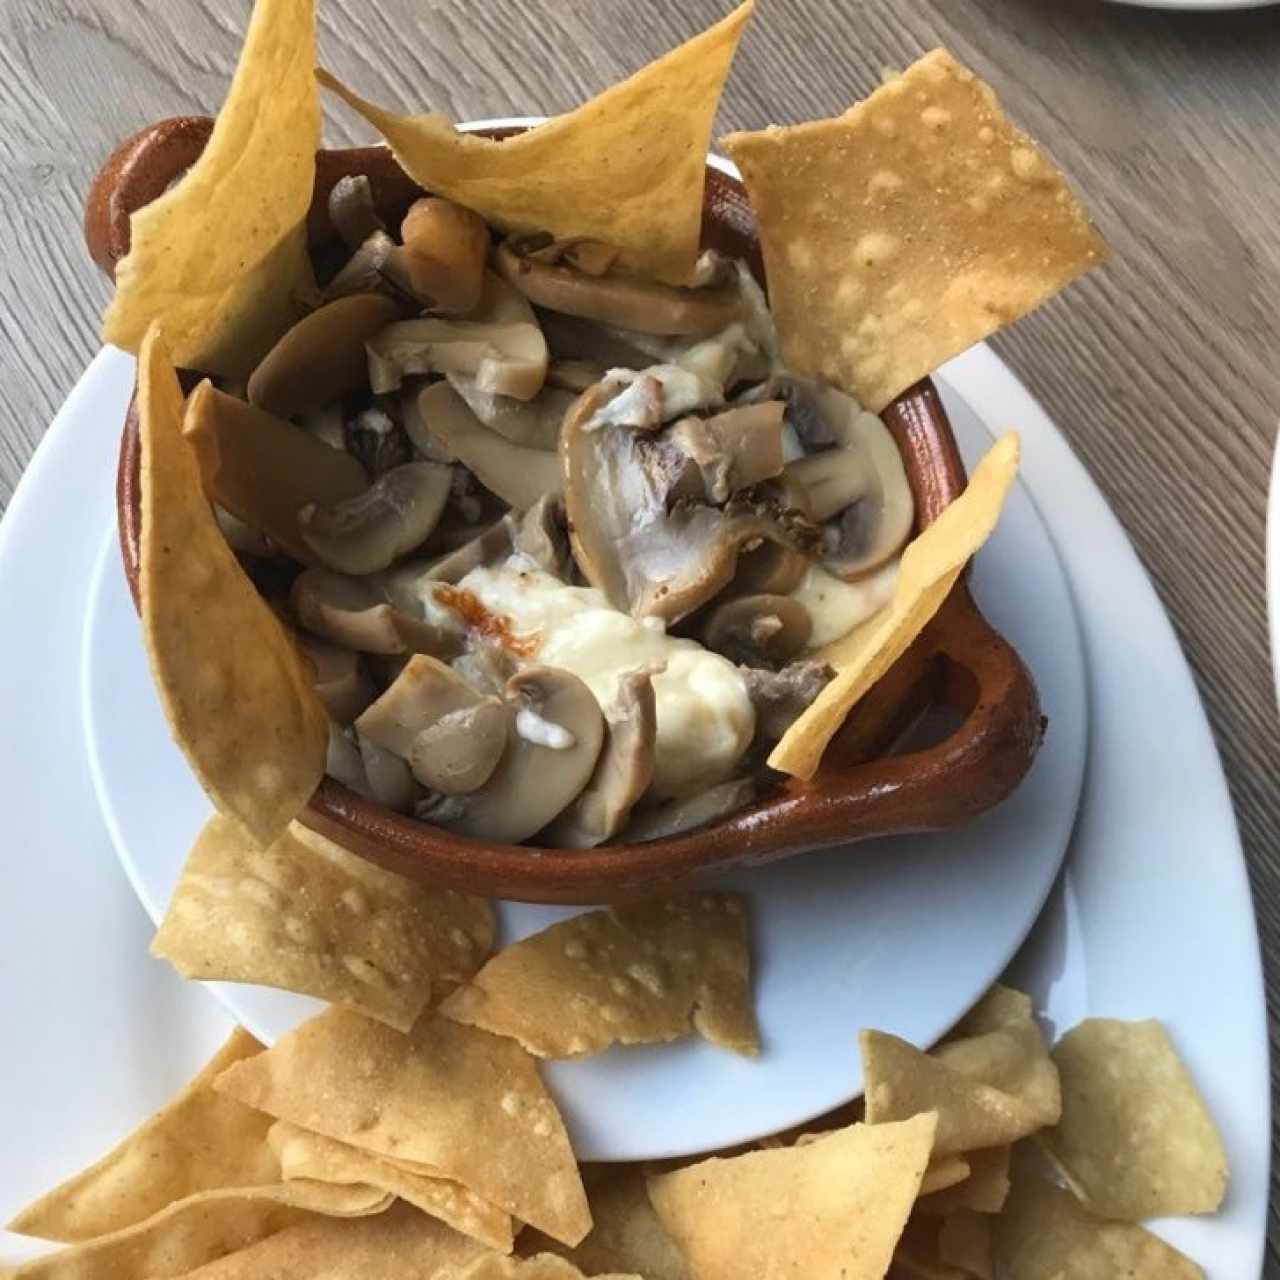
1039,1017,1228,1219
318,1,754,285
102,0,319,375
440,893,758,1058
213,1006,591,1245
722,48,1107,411
771,432,1020,779
151,815,494,1030
647,1113,937,1280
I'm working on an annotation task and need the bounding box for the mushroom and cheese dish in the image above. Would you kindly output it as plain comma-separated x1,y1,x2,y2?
198,186,908,848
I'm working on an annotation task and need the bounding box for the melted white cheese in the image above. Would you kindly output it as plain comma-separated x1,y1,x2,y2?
791,561,899,652
451,563,755,798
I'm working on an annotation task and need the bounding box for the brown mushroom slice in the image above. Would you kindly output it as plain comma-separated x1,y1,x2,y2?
367,272,548,400
547,359,605,392
509,495,573,580
520,235,621,277
324,230,421,305
741,660,835,743
732,541,810,595
298,634,376,724
326,724,374,797
542,668,657,849
399,197,490,315
666,401,785,504
537,309,655,372
356,653,482,759
343,401,413,478
215,506,273,558
413,381,562,509
617,777,756,844
291,567,464,657
328,174,388,251
494,239,739,336
298,461,453,575
703,594,812,668
446,373,576,451
409,697,510,795
246,294,400,418
183,381,368,564
417,520,514,585
298,401,347,452
427,665,605,844
357,732,416,812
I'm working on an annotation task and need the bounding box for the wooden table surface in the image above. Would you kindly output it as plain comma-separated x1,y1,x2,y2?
2,0,1277,1264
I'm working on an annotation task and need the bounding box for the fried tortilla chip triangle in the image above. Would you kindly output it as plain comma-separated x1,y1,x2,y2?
318,2,754,284
213,1006,590,1245
647,1114,937,1280
103,0,319,376
441,1255,640,1280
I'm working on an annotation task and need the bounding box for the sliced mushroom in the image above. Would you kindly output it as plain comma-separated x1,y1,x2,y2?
356,653,482,759
537,309,656,371
291,567,464,657
520,234,621,277
328,174,388,251
425,665,605,844
665,401,785,504
343,401,413,478
183,381,368,563
418,520,513,585
367,272,548,400
215,506,273,558
299,401,347,452
731,541,811,595
399,197,490,315
617,777,756,844
298,461,453,575
357,732,416,812
410,697,509,794
413,380,562,509
297,634,376,724
495,239,739,336
782,382,913,580
509,496,572,579
247,293,400,419
583,366,722,432
703,595,812,668
446,373,575,451
326,724,374,797
547,359,605,392
324,231,421,306
542,668,657,848
742,661,835,743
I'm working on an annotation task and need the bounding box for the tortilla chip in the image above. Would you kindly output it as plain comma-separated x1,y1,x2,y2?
895,1210,992,1280
317,2,754,285
770,432,1019,779
213,1006,590,1245
861,994,1059,1157
919,1155,973,1197
151,816,494,1031
137,326,329,846
722,49,1107,411
268,1121,513,1251
519,1165,690,1280
440,1255,639,1280
102,0,319,376
5,1181,391,1280
917,1145,1010,1215
170,1199,487,1280
993,1174,1204,1280
7,1028,272,1241
440,894,757,1058
938,1211,993,1279
1038,1018,1228,1219
647,1114,936,1280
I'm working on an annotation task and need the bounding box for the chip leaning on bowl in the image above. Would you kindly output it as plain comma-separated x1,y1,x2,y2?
97,0,1104,865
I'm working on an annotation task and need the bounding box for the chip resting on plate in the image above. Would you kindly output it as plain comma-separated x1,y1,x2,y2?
102,0,319,376
8,1028,275,1242
770,432,1020,779
317,1,754,285
137,325,329,846
992,1174,1205,1279
1038,1017,1228,1219
722,48,1107,411
268,1120,513,1251
647,1113,937,1280
519,1165,690,1280
439,893,758,1058
150,815,494,1030
862,983,1060,1155
213,1006,591,1245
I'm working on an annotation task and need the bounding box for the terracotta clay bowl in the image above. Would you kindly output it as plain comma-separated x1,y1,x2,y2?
91,117,1043,904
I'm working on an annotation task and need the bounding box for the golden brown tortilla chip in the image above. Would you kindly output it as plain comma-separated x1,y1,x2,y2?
440,1254,639,1280
171,1198,487,1279
722,49,1107,411
8,1029,274,1242
519,1165,690,1280
5,1181,391,1280
895,1211,991,1279
102,0,319,376
151,816,494,1031
213,1007,590,1245
993,1174,1204,1280
317,2,754,285
137,325,329,846
771,433,1019,779
440,894,757,1058
268,1121,513,1251
917,1145,1010,1215
1039,1018,1228,1219
647,1114,937,1280
919,1155,973,1197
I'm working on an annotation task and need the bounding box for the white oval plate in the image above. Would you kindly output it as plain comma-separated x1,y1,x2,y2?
81,376,1086,1162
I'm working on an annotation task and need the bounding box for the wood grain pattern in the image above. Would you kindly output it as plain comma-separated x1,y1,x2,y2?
0,0,1277,1262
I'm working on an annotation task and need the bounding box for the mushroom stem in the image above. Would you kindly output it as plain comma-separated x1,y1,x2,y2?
399,197,490,315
